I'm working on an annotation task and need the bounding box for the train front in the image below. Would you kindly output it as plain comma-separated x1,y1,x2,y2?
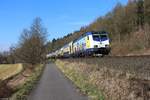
91,31,111,55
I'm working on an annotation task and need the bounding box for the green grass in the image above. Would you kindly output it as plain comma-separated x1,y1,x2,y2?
0,64,23,80
56,60,104,100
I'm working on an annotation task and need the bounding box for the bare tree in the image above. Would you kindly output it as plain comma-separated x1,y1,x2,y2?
16,17,48,65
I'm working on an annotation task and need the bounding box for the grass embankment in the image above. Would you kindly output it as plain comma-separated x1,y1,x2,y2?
11,64,44,100
56,59,150,100
0,64,23,80
0,63,45,99
56,60,104,100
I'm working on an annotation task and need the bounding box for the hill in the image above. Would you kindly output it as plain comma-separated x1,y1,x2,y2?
47,0,150,56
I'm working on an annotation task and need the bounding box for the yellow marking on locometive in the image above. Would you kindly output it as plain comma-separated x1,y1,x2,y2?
86,36,90,48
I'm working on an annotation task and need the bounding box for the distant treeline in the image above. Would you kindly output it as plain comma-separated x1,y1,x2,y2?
47,0,150,55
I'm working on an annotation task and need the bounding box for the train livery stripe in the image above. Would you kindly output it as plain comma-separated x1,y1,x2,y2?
86,36,90,48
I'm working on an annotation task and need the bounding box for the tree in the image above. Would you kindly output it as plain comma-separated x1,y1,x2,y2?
0,53,2,64
108,3,125,42
16,17,48,65
136,0,144,28
6,46,16,64
144,0,150,25
0,51,9,64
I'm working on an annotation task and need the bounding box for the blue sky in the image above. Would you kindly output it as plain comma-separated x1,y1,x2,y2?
0,0,128,51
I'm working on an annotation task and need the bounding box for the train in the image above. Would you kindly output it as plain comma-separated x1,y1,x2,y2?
47,31,111,58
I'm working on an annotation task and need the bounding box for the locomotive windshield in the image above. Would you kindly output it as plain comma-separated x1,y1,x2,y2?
92,32,108,41
93,35,100,41
100,34,108,41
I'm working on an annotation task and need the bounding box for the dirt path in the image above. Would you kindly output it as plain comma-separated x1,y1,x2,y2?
28,63,88,100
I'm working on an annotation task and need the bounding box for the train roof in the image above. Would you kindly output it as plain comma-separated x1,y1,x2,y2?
86,31,109,35
73,31,109,42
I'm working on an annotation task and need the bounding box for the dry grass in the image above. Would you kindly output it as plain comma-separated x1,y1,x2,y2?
0,64,23,80
56,57,150,100
56,60,104,100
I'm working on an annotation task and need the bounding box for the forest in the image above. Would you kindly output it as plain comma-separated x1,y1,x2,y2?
47,0,150,55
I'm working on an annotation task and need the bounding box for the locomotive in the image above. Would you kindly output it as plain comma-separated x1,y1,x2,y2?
47,31,111,58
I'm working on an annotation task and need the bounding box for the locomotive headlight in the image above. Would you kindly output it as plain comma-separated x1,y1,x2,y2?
105,45,109,47
94,45,98,48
